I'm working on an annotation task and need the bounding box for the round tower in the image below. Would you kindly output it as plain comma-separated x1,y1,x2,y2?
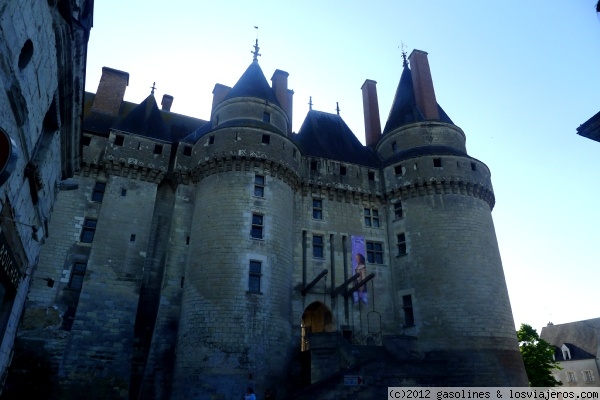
379,50,527,386
172,57,301,398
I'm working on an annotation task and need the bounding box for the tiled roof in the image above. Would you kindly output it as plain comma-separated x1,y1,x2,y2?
540,318,600,361
223,61,280,106
294,110,381,167
382,64,453,135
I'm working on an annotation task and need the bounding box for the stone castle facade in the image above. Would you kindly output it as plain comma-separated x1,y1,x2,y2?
6,47,528,399
0,0,91,390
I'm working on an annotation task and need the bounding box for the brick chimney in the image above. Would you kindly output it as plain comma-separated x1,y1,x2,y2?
361,79,382,147
212,83,231,112
408,50,440,120
271,69,294,134
90,67,129,116
161,94,174,111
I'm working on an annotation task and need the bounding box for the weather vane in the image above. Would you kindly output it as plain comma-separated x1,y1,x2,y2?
399,42,408,67
336,102,340,115
251,26,261,61
308,96,313,111
150,82,157,95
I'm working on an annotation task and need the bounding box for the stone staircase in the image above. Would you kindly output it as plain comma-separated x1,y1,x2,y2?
285,333,449,400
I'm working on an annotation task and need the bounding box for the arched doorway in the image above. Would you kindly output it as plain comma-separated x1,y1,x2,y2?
300,301,333,351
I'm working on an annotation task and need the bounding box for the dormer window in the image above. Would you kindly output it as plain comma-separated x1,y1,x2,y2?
561,344,571,360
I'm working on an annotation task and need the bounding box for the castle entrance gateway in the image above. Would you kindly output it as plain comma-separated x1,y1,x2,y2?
301,301,333,351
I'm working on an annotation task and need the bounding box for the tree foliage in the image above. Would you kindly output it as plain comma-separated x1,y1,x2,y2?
517,323,562,387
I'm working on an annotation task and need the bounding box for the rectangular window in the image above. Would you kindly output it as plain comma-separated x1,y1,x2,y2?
262,134,270,144
397,233,407,256
251,214,264,239
394,165,403,175
340,165,347,176
310,160,318,171
154,144,163,154
391,141,398,153
366,241,383,264
313,235,324,258
80,218,97,243
183,146,192,156
209,135,215,145
471,162,477,171
368,171,375,181
254,175,265,197
567,371,576,383
583,370,594,382
248,260,262,293
403,295,415,326
433,158,442,168
394,201,403,219
121,189,127,197
82,136,91,146
364,208,379,227
69,262,87,290
312,199,323,220
114,135,124,146
92,182,106,202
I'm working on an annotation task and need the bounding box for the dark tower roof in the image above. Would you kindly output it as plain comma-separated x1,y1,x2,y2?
115,94,170,141
382,63,453,135
294,110,380,167
223,61,281,106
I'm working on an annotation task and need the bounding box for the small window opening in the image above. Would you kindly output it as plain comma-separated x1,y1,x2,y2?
310,160,318,171
340,165,347,176
391,141,398,153
92,182,106,203
114,135,125,146
208,136,215,145
251,214,264,239
130,234,136,242
312,199,323,220
186,236,190,245
248,260,262,293
183,146,192,156
394,165,403,175
433,158,442,168
18,39,34,69
261,134,270,144
312,235,324,258
471,162,477,171
368,171,375,181
397,233,407,256
154,145,163,154
394,201,403,219
402,295,415,326
82,136,91,146
254,175,265,197
263,112,271,123
121,189,127,197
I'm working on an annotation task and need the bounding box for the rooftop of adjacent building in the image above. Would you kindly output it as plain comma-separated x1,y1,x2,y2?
540,318,600,361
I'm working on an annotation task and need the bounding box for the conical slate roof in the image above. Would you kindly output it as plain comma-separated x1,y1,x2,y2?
294,110,380,167
382,63,453,135
223,61,280,106
115,94,170,141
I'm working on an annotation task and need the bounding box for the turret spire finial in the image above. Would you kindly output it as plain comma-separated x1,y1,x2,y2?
400,42,408,67
251,26,261,61
336,102,341,115
150,82,157,95
309,96,313,111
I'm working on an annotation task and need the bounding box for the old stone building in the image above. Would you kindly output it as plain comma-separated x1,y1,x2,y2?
0,0,92,391
6,46,528,399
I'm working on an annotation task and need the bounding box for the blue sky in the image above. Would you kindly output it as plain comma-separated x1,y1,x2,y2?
85,1,600,334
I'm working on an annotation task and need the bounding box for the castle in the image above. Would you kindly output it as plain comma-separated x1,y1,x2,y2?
6,46,528,399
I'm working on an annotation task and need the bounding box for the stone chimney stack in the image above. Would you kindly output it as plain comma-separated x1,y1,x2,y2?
211,83,231,113
271,69,294,134
161,94,174,112
361,79,382,147
90,67,129,116
408,50,440,120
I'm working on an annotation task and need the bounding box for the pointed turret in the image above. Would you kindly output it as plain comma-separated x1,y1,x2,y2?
222,61,281,107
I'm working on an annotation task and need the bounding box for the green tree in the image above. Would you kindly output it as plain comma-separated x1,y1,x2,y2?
517,323,562,387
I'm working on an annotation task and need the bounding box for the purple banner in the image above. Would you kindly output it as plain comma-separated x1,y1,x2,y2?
351,236,367,304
